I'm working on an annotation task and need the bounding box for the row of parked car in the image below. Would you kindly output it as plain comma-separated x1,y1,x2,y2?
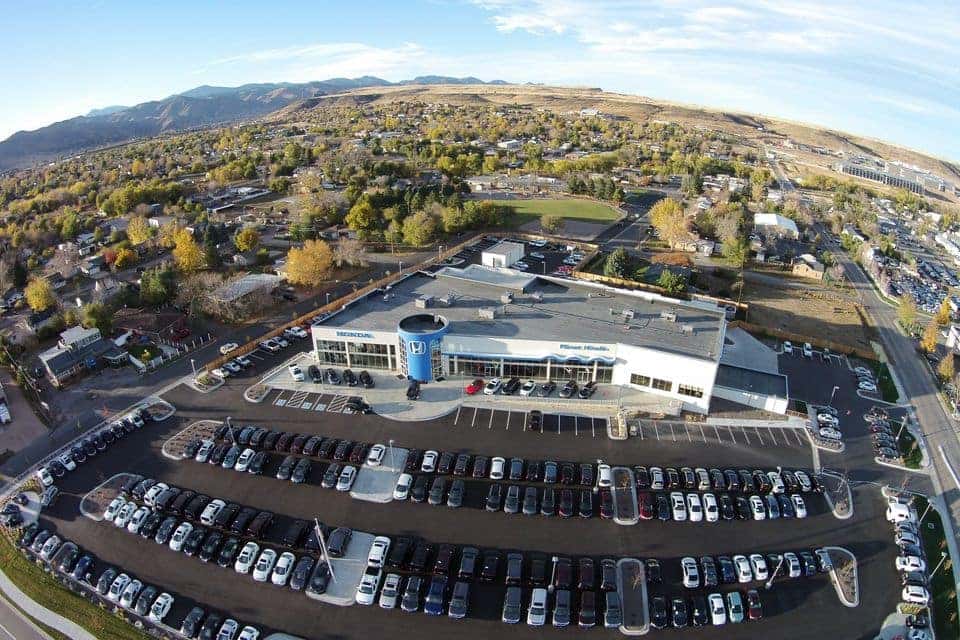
647,491,808,522
35,408,153,488
650,590,761,628
866,409,902,461
17,524,262,639
470,377,598,399
678,549,829,590
289,364,375,388
886,492,937,631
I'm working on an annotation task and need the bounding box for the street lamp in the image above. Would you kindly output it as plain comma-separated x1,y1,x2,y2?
314,518,337,583
399,261,404,273
190,358,196,377
828,385,839,407
548,555,558,593
326,292,331,305
388,439,396,471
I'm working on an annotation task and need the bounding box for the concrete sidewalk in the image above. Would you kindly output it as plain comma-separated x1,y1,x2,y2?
0,564,96,640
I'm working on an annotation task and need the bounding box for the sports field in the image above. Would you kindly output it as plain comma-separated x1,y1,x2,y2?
484,198,620,226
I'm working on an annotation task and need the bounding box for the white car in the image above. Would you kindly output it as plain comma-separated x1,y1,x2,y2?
288,365,305,382
895,555,926,573
143,482,169,507
819,427,843,440
127,412,145,428
686,493,703,522
368,536,391,568
57,454,77,471
421,450,439,473
195,439,214,462
527,587,548,625
355,568,383,605
287,326,308,339
733,555,753,583
681,557,700,588
104,497,126,522
119,579,143,608
169,522,194,552
519,380,537,396
149,592,174,622
749,554,769,581
483,378,502,395
219,343,239,355
670,492,687,521
237,627,260,640
336,466,357,491
854,366,872,376
259,340,280,353
218,619,240,640
784,553,802,578
224,361,242,374
39,534,61,560
271,552,296,586
235,448,256,472
379,573,402,609
212,368,230,379
782,341,793,354
126,506,151,534
597,464,612,488
749,495,766,520
235,542,260,574
767,472,785,494
792,494,808,518
275,337,290,348
859,381,878,392
490,456,506,480
708,593,726,625
802,342,813,357
702,493,719,522
795,471,812,492
107,573,132,602
902,585,931,606
200,499,226,526
817,413,839,426
394,473,413,500
36,467,54,487
114,502,137,528
252,548,278,582
366,444,386,467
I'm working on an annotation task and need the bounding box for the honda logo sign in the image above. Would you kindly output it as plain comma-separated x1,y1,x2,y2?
409,341,426,355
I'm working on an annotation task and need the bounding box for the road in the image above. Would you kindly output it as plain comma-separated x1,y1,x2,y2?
828,229,960,587
0,596,49,640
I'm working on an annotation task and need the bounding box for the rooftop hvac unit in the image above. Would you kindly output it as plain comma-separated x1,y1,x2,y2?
478,307,497,320
415,295,434,309
622,309,635,320
438,294,456,307
680,324,694,334
500,292,514,304
531,292,543,302
660,311,677,322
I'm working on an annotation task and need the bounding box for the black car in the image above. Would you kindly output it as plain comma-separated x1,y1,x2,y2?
709,468,725,490
671,597,689,628
343,369,358,386
665,467,680,489
600,558,617,591
560,463,575,485
434,544,456,575
184,494,211,521
276,455,297,480
645,558,662,583
656,493,670,520
634,466,650,489
217,537,241,567
579,464,594,486
717,556,736,584
326,527,352,558
247,451,268,475
139,512,164,539
318,438,338,459
447,479,465,508
738,469,755,492
540,488,556,516
208,443,229,466
291,458,312,484
459,547,480,579
322,463,342,489
180,607,206,638
82,438,97,456
650,595,668,629
236,426,254,446
230,507,257,535
724,469,740,492
290,555,316,591
387,536,414,569
290,433,308,454
411,475,429,503
538,380,557,396
558,489,574,517
155,487,181,512
471,455,488,478
577,380,597,399
154,517,179,545
325,368,342,385
359,370,374,388
71,555,95,583
734,495,752,520
578,490,593,518
131,478,156,501
409,541,434,572
437,452,455,475
485,484,503,511
119,474,144,496
406,380,421,400
691,595,709,626
508,457,524,480
559,380,578,398
96,568,118,595
70,445,87,464
198,613,223,640
183,439,202,459
307,562,331,595
199,531,222,562
262,430,281,451
246,511,274,539
525,460,542,482
183,526,207,556
428,477,447,506
480,550,500,582
453,454,471,476
501,377,522,395
213,502,240,529
275,432,295,453
307,365,323,383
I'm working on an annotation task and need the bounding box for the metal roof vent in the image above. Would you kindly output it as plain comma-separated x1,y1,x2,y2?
622,309,635,320
680,324,694,334
500,292,514,304
531,292,543,302
478,307,497,320
660,311,677,322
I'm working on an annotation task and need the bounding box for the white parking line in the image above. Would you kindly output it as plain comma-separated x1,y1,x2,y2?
454,407,461,425
686,424,693,442
698,424,707,443
754,427,765,446
488,411,494,430
637,424,644,440
791,428,804,446
505,411,512,431
556,418,561,435
654,423,661,440
471,407,478,427
728,425,737,444
574,416,579,436
767,429,779,446
713,425,721,443
592,420,598,438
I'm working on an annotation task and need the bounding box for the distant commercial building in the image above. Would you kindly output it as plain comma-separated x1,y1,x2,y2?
753,213,799,239
837,161,924,194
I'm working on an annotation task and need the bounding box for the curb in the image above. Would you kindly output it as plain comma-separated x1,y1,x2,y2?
824,546,859,607
821,471,854,520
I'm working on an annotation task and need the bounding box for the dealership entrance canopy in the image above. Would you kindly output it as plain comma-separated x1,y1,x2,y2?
311,264,727,413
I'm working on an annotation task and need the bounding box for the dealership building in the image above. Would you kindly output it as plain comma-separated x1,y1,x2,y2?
310,264,730,413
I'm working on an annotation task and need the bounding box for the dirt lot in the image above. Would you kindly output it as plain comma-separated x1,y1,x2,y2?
739,278,873,351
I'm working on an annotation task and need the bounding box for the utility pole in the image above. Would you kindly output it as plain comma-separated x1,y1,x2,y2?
314,518,337,582
931,551,949,578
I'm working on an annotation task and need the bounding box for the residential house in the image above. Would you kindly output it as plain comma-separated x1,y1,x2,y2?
80,255,105,276
753,213,799,240
22,309,59,334
38,325,127,388
792,254,825,280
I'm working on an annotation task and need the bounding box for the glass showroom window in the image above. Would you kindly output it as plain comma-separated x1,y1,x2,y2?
630,374,651,387
651,378,673,392
316,339,348,365
503,360,550,380
453,356,501,378
347,341,391,369
677,384,704,398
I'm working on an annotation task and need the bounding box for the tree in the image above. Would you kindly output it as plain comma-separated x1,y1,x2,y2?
541,214,565,235
127,216,153,245
938,353,955,383
12,261,27,288
345,198,381,240
897,296,918,329
681,173,702,199
722,236,750,268
920,318,939,354
657,269,687,296
333,238,368,268
649,197,689,248
604,248,630,278
60,209,81,240
935,299,952,327
140,266,176,306
113,247,138,270
24,277,56,312
285,239,334,286
172,228,204,273
234,227,260,252
402,211,437,247
81,302,112,335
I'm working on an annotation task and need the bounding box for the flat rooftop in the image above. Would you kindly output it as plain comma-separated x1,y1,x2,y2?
321,266,726,361
715,363,788,398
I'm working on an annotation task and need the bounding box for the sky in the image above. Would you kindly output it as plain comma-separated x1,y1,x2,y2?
2,0,958,160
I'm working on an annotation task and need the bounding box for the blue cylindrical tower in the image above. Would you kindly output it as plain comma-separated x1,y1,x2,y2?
397,313,449,382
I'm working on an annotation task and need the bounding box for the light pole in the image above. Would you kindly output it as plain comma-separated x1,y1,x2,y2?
190,358,196,377
225,416,235,443
314,518,337,582
388,439,396,471
438,245,444,260
764,554,785,590
326,292,331,306
548,556,558,593
931,551,949,578
399,261,404,273
828,385,839,407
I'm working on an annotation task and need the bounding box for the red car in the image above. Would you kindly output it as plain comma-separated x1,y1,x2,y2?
637,492,654,520
465,379,484,395
599,490,613,519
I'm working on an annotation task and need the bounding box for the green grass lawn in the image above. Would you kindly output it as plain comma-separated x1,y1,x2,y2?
0,532,149,640
485,198,620,227
912,497,959,640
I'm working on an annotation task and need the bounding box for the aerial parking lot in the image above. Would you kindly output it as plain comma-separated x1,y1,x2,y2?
16,339,902,640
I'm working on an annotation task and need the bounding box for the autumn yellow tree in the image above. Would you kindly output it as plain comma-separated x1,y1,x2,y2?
172,228,204,273
937,353,955,382
285,239,334,286
24,277,56,312
113,247,138,270
649,197,690,248
234,227,261,252
920,318,939,353
127,216,152,245
935,299,952,327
